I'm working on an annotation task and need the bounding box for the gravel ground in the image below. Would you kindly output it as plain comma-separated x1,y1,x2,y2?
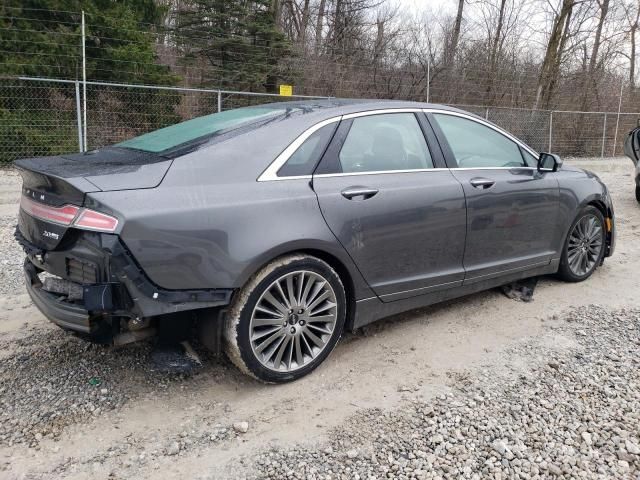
1,158,639,479
245,305,640,479
1,326,161,447
0,170,22,297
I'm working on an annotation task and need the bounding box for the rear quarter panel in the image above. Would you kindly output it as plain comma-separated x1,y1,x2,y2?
86,129,375,300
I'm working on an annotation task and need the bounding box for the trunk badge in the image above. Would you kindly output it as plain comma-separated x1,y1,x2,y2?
42,230,60,240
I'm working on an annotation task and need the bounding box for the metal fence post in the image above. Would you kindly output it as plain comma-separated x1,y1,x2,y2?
81,11,88,152
426,61,430,103
601,113,607,158
74,81,84,152
612,79,624,157
548,111,553,152
217,90,222,112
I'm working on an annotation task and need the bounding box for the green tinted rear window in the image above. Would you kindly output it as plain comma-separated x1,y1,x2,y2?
117,106,289,153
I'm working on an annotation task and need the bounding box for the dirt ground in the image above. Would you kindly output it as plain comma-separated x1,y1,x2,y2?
0,158,639,479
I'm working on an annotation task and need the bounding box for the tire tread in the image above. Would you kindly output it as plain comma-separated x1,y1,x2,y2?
223,254,345,383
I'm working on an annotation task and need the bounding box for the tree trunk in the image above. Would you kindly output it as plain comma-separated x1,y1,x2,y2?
589,0,609,75
374,16,385,61
272,0,282,29
631,24,637,92
299,0,311,46
315,0,327,53
628,1,640,93
446,0,464,67
580,0,610,111
489,0,506,69
486,0,507,103
534,0,575,109
332,0,344,51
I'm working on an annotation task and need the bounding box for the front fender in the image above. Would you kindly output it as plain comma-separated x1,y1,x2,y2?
556,167,614,257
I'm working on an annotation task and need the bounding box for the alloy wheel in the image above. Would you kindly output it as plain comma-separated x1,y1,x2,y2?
567,213,604,277
249,270,338,372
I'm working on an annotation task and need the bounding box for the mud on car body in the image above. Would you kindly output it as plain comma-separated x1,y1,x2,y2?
14,100,616,383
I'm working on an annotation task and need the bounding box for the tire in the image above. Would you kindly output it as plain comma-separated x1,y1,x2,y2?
223,254,346,383
557,206,606,283
636,184,640,203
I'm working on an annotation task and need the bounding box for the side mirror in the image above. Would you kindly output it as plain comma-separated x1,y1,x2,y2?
537,152,562,173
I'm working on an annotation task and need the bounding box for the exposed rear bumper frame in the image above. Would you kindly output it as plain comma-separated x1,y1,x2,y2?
18,228,234,336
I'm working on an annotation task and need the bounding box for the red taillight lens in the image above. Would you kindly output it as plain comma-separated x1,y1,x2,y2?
73,209,119,232
20,195,79,225
20,195,118,233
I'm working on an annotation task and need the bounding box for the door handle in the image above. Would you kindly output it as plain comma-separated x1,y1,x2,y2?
469,178,496,189
341,187,379,200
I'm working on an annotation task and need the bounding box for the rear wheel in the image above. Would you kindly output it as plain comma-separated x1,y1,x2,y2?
636,184,640,203
558,206,606,282
223,254,346,383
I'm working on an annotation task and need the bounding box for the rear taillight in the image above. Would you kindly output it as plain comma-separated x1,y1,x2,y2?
20,195,79,226
20,195,119,233
73,209,119,232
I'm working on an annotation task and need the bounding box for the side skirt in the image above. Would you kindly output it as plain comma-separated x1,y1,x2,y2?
350,259,560,330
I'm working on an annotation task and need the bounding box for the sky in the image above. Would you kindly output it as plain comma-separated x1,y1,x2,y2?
396,0,456,15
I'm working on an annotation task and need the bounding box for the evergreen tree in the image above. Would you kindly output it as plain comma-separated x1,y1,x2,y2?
175,0,292,93
0,0,176,84
0,1,180,162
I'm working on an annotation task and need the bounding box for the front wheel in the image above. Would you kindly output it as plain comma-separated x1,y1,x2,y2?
223,254,346,383
557,206,606,282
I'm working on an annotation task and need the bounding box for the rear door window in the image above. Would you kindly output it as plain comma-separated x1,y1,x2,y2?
339,113,433,173
338,113,434,173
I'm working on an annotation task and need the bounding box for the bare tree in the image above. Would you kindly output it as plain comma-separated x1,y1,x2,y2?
534,0,579,109
315,0,327,52
623,0,640,91
589,0,610,74
444,0,465,67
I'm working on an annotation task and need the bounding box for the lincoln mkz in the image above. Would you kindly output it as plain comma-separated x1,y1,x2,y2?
15,100,615,382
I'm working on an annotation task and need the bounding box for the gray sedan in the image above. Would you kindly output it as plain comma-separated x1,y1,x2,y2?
15,100,615,382
624,126,640,202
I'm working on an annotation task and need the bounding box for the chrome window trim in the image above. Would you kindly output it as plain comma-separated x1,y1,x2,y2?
453,166,536,171
314,168,449,178
258,109,429,182
313,166,533,178
342,108,424,119
423,108,540,163
257,107,541,182
257,116,342,182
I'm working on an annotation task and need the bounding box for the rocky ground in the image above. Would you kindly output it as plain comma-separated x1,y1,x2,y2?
247,305,640,480
0,169,23,297
0,158,639,479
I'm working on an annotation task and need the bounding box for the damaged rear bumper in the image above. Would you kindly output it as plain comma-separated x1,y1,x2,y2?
18,228,234,338
25,260,93,333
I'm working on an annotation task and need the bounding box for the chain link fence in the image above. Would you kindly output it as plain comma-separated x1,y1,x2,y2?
0,79,81,162
1,77,638,164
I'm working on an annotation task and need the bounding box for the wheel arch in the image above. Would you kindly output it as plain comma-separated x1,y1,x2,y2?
235,243,368,332
559,199,610,266
296,248,357,331
587,199,609,218
585,198,614,257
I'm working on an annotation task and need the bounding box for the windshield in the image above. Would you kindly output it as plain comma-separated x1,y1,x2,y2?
116,106,291,153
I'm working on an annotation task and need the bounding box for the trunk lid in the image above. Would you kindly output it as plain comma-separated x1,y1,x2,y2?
15,147,171,250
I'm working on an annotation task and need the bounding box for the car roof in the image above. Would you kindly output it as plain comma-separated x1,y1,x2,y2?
263,98,469,119
248,99,481,131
